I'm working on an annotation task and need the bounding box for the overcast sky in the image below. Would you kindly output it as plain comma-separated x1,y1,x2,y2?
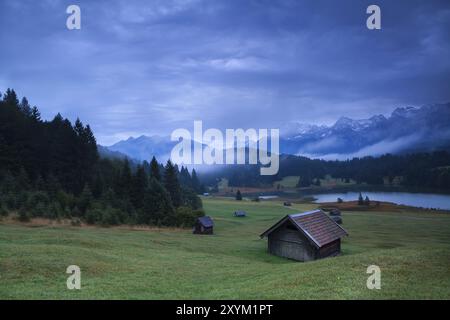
1,0,449,145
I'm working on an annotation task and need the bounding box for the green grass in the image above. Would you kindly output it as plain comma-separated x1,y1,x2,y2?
273,176,299,188
273,175,357,189
1,198,450,299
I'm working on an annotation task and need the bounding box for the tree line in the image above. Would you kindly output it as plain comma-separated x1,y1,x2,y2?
0,89,204,226
201,152,450,191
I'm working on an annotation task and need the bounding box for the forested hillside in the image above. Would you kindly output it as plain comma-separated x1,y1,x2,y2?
201,153,450,191
0,89,203,226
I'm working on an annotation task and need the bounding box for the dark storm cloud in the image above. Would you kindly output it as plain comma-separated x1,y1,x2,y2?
0,0,449,145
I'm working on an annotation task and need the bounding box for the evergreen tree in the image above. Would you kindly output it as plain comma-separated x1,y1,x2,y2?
118,159,132,198
358,192,364,205
297,173,312,188
3,88,19,106
30,106,41,122
140,178,174,225
78,184,93,214
164,160,182,207
19,97,32,117
131,165,148,208
178,166,192,188
236,190,242,201
191,169,201,193
181,187,203,210
150,156,161,181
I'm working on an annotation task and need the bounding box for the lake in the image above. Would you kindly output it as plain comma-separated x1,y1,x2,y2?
312,191,450,211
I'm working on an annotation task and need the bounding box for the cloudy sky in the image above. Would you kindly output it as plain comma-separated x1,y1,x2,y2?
1,0,449,145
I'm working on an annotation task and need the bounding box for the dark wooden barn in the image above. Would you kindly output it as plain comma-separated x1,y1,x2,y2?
193,216,214,235
234,210,247,217
260,210,348,262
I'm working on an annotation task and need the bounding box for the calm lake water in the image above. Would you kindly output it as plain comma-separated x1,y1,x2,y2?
312,191,450,211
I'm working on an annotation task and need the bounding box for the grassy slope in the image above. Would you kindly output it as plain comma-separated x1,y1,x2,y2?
0,198,449,299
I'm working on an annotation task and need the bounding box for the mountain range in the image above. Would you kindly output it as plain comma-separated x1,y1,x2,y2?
102,103,450,162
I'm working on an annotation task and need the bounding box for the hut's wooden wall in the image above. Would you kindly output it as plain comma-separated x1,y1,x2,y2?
318,239,341,258
266,221,342,261
193,223,213,234
267,222,316,261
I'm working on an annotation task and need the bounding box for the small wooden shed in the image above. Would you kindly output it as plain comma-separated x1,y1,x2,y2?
234,210,247,217
193,216,214,235
260,210,348,262
329,208,341,216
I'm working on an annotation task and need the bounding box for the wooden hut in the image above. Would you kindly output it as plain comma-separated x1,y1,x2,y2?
329,208,341,216
193,216,214,235
330,215,343,224
234,210,247,217
260,210,348,262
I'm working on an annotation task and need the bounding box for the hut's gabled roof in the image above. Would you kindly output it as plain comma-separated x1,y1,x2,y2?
260,210,348,248
198,216,214,228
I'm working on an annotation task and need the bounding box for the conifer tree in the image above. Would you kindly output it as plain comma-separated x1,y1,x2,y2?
178,166,192,188
191,169,201,193
3,88,19,106
164,160,182,207
119,159,133,199
140,178,174,225
150,156,161,182
358,192,364,205
131,165,148,208
78,184,93,214
30,106,41,122
19,97,32,117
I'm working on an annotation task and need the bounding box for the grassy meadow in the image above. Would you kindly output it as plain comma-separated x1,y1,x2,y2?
0,197,450,299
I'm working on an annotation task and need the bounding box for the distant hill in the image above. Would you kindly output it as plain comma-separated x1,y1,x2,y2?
97,145,131,160
100,103,450,161
104,135,175,162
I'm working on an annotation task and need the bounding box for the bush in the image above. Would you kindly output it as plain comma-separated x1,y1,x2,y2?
174,206,204,227
56,190,76,211
85,208,103,225
84,207,123,226
5,193,17,210
45,202,64,219
71,218,82,227
31,202,48,217
181,187,203,210
0,204,8,216
100,210,120,226
26,191,50,216
18,207,31,222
